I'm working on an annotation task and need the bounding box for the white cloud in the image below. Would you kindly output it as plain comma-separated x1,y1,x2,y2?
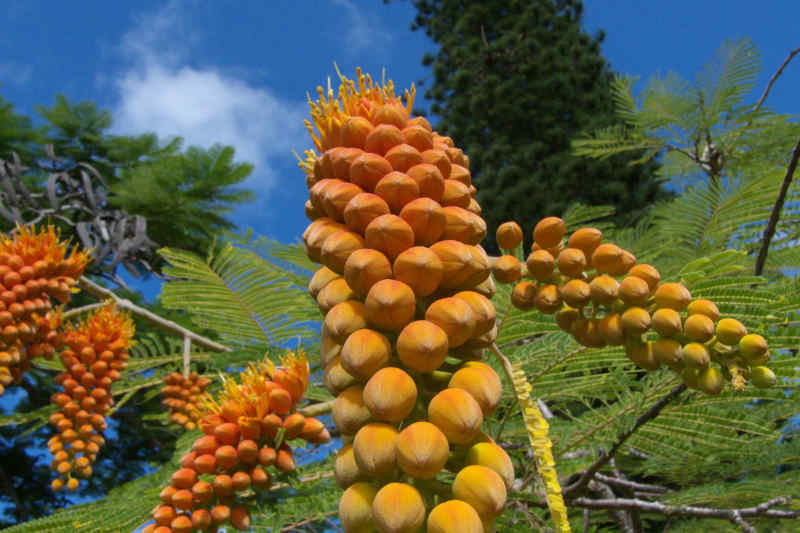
331,0,393,55
110,0,307,194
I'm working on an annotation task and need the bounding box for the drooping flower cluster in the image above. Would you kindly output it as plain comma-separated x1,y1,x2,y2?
162,372,213,431
301,68,513,533
0,224,90,396
48,304,135,491
143,350,329,533
494,218,776,393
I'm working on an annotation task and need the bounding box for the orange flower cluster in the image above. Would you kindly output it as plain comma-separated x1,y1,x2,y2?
162,372,213,431
48,305,134,491
301,69,512,533
0,224,90,395
144,350,330,533
494,218,775,393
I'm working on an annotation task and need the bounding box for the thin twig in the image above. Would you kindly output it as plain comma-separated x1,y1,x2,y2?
61,302,107,320
754,47,800,113
280,510,337,532
754,138,800,275
594,473,668,494
563,384,687,497
298,399,334,417
78,276,230,352
567,496,797,522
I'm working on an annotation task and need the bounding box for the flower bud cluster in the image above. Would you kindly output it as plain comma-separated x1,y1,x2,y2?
48,305,134,491
302,69,513,532
144,350,330,533
0,224,89,395
162,372,213,431
495,218,776,393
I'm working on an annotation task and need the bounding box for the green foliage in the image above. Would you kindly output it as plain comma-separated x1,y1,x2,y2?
406,0,669,250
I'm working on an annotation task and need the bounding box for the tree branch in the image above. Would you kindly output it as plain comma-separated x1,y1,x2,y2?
563,383,687,497
567,496,798,526
78,276,230,353
754,137,800,275
754,47,800,114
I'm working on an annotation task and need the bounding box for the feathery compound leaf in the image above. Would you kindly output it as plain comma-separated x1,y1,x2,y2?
158,242,318,348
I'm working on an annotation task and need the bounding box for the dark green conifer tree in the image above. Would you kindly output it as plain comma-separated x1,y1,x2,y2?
408,0,669,249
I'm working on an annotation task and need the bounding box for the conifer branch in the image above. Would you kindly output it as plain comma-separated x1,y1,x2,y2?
77,276,230,353
754,137,800,275
563,383,687,497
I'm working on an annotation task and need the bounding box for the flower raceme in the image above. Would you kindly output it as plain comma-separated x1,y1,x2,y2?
162,372,213,431
493,217,777,393
301,68,511,532
143,350,330,533
48,304,134,491
0,224,90,396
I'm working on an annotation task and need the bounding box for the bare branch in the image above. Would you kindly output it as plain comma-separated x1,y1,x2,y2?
594,474,668,495
563,383,687,497
78,276,230,353
754,47,800,113
568,496,798,525
280,511,337,532
754,137,800,275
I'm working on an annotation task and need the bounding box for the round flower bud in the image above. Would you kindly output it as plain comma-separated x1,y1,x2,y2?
427,500,484,533
425,297,475,347
400,198,445,245
496,221,523,251
739,334,768,363
589,275,619,305
393,246,443,297
621,307,651,336
370,484,426,533
560,279,591,308
339,482,378,533
365,279,416,332
567,227,603,258
333,386,372,435
684,314,715,343
428,388,483,444
492,255,522,284
341,329,392,381
449,365,502,416
628,263,661,291
533,217,565,248
716,318,747,346
654,282,692,311
465,442,515,490
751,366,776,388
697,367,725,395
453,465,507,519
618,276,650,306
344,249,393,298
526,250,554,281
652,308,683,337
353,423,399,478
363,367,418,423
557,248,586,278
511,281,536,311
334,444,363,489
397,320,449,373
687,298,720,322
682,343,710,369
396,421,450,479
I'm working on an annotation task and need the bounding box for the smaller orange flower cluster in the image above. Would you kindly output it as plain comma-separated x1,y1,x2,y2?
162,372,213,431
144,350,329,533
48,305,134,491
493,218,776,393
0,224,90,395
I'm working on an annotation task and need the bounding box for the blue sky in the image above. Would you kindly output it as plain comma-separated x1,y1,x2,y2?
1,0,798,300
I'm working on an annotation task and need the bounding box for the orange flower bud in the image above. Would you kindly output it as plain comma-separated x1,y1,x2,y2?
652,308,682,337
687,298,720,322
400,198,446,246
341,116,373,149
407,162,445,202
567,227,603,258
427,499,484,533
340,329,392,381
449,365,502,416
440,179,471,208
363,367,417,423
654,282,692,311
453,465,507,519
393,246,443,297
324,301,369,344
396,421,449,479
365,279,416,332
428,388,483,445
684,314,715,343
402,125,434,152
619,276,651,306
350,153,393,192
465,442,515,490
344,192,391,234
371,483,425,533
426,297,475,348
375,171,421,213
339,482,378,533
321,230,366,274
533,217,565,248
344,248,393,298
365,214,415,262
716,318,747,346
441,206,486,245
333,386,372,435
492,255,521,284
628,263,661,291
317,277,356,313
510,281,536,311
353,423,399,478
589,275,619,305
496,221,523,251
526,250,554,282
